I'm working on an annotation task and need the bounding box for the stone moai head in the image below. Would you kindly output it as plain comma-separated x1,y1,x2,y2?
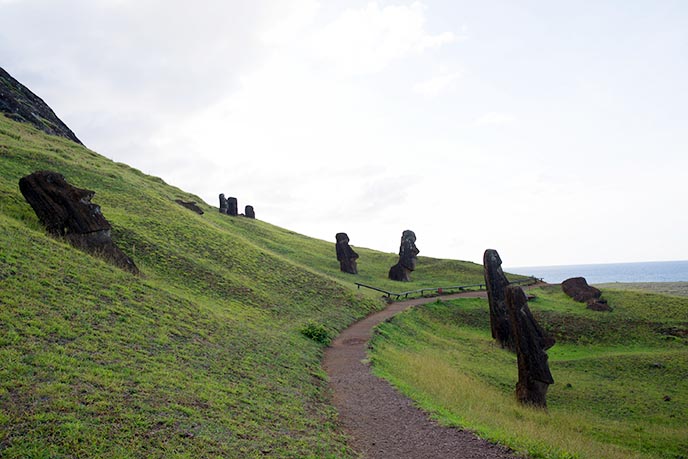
398,229,419,271
219,194,228,214
335,232,359,274
227,197,238,216
19,170,110,235
245,205,255,219
484,248,502,269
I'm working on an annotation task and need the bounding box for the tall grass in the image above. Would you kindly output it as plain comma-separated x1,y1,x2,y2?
370,291,688,459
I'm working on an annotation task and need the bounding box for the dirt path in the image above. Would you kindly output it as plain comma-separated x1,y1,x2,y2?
323,292,517,459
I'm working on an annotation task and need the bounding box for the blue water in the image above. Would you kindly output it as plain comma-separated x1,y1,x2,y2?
507,260,688,284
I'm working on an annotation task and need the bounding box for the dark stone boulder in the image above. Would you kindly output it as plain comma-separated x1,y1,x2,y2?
562,277,602,302
245,205,255,219
483,249,515,351
219,194,228,214
506,285,555,408
388,230,419,282
175,199,203,215
19,171,138,274
586,298,612,312
335,232,359,274
0,67,82,144
227,197,238,216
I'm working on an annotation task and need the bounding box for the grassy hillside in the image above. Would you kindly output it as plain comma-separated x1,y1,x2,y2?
0,115,489,458
370,286,688,459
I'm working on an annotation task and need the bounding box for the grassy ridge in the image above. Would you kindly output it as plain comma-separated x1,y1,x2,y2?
370,286,688,459
0,115,488,457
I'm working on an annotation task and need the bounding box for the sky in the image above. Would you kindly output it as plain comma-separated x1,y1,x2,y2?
2,0,687,267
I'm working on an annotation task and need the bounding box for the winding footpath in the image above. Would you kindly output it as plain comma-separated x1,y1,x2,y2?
323,292,516,459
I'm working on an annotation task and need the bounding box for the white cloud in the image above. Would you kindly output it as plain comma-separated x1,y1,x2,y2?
473,112,516,126
310,1,457,75
413,71,462,97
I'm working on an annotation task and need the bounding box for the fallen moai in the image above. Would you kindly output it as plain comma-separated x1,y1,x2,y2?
19,170,139,274
175,199,204,215
561,277,611,311
388,230,419,282
335,232,359,274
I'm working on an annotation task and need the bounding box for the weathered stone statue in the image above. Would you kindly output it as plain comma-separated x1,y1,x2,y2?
483,249,515,351
19,171,138,274
175,199,203,215
561,277,601,302
505,285,555,408
561,277,610,311
335,232,359,274
388,230,419,281
219,194,228,214
227,197,238,216
245,205,255,219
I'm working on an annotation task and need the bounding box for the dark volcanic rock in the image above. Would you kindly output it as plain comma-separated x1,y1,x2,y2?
175,199,204,215
388,230,419,282
245,205,255,219
506,285,555,408
19,171,138,274
227,197,238,216
0,67,82,144
335,232,359,274
562,277,602,303
483,249,515,351
586,299,611,312
219,194,228,214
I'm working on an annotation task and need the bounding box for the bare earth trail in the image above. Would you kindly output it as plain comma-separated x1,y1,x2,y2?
323,291,517,459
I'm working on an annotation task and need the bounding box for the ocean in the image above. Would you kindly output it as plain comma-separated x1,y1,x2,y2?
507,260,688,284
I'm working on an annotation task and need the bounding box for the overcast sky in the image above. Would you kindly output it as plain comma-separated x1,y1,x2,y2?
2,0,687,267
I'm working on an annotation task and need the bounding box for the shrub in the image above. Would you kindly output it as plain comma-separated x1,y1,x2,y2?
300,320,332,345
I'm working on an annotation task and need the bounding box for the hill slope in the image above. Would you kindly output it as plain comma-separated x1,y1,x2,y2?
0,113,491,458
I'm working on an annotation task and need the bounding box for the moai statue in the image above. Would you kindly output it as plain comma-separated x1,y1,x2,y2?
505,285,555,408
227,197,238,216
335,232,359,274
483,249,515,351
219,194,228,214
19,171,138,274
245,205,255,219
388,230,419,281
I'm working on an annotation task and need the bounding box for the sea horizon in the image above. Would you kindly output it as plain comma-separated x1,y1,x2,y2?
506,259,688,284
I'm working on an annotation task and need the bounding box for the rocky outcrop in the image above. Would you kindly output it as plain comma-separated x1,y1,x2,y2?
0,67,82,144
227,197,238,216
245,205,255,219
19,171,138,274
175,199,203,215
219,194,228,214
335,232,359,274
506,285,555,408
561,277,601,302
388,230,419,282
483,249,515,351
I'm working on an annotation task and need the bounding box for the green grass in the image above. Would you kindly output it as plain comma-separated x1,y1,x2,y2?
370,286,688,459
595,282,688,298
0,115,492,457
